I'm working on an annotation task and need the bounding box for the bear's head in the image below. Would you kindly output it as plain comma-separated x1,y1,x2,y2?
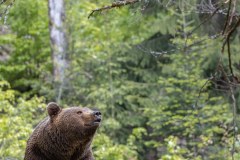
46,102,102,141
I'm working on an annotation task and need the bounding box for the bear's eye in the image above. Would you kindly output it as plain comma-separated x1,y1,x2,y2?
77,111,82,115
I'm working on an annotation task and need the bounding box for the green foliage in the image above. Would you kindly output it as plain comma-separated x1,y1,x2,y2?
93,133,137,160
0,0,240,159
145,50,233,159
0,81,45,159
0,0,52,97
160,136,188,160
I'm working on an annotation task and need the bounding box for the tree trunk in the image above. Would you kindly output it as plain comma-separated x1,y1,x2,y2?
48,0,68,102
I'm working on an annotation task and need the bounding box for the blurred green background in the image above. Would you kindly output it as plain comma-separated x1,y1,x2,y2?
0,0,240,159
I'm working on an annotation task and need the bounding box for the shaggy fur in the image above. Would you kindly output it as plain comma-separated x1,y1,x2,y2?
24,102,101,160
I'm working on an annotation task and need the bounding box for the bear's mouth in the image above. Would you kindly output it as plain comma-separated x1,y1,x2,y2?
84,118,101,127
94,117,102,124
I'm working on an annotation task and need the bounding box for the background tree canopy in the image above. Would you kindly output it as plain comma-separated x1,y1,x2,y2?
0,0,240,159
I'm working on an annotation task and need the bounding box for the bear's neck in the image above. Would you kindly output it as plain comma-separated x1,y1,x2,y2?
42,126,94,159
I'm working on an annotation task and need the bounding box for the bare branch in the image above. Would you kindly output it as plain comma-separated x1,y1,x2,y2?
88,0,140,19
221,16,240,76
222,0,232,35
230,83,237,160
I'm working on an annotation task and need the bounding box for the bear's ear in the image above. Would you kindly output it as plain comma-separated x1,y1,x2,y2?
47,102,61,117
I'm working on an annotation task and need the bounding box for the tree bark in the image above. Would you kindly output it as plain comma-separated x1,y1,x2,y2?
48,0,68,102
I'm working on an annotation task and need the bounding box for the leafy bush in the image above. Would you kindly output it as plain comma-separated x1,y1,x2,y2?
0,81,46,159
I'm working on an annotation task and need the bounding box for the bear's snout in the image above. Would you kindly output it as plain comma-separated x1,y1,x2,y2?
93,111,102,123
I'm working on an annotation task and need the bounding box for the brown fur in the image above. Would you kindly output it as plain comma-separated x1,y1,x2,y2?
24,102,101,160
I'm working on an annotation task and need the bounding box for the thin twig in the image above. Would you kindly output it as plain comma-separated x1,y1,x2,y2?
222,0,232,35
229,0,237,26
222,17,240,50
227,39,234,76
194,77,213,126
88,0,140,19
227,76,237,160
221,17,240,76
217,59,238,160
188,5,222,36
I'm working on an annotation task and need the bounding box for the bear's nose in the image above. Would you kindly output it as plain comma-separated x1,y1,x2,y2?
93,111,101,116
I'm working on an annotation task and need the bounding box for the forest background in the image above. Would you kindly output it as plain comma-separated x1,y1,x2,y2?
0,0,240,159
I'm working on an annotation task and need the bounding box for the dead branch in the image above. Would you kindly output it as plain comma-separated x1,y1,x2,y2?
221,18,240,76
222,0,232,35
221,0,240,77
88,0,140,19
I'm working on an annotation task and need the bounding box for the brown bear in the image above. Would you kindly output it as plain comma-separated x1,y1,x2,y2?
24,102,101,160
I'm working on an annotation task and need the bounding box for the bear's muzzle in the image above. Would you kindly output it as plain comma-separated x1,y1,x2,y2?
93,111,102,124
